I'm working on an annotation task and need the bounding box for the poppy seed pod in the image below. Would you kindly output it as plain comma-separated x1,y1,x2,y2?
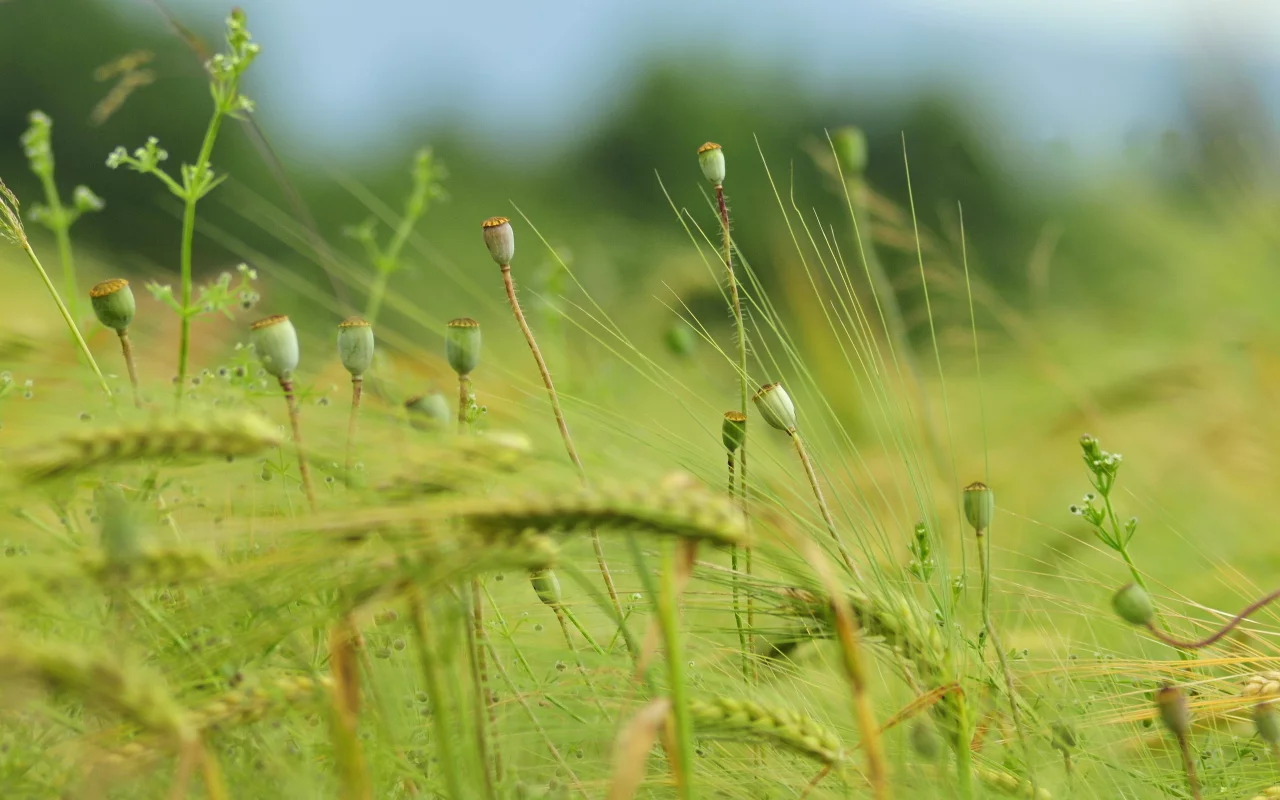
1112,583,1155,626
337,316,375,379
909,719,942,762
89,279,135,332
1256,702,1280,745
482,216,515,266
721,410,747,453
405,393,451,430
963,481,995,530
530,568,562,608
446,317,482,376
752,383,797,433
697,142,725,186
1155,685,1190,737
833,126,868,176
251,315,300,380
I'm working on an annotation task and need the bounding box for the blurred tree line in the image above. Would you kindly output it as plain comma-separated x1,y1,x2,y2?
1,0,1277,344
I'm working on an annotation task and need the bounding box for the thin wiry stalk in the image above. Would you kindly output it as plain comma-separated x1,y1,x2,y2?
1177,732,1201,800
279,378,317,512
345,377,362,480
499,263,625,627
716,183,754,680
32,164,81,325
463,584,497,800
976,525,1035,792
118,329,141,408
789,432,859,578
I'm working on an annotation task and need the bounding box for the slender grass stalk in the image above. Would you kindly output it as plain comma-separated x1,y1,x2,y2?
484,216,624,626
35,170,80,325
279,378,317,512
174,114,224,406
470,580,500,784
721,411,749,680
658,543,696,800
408,590,466,799
361,150,443,326
327,618,372,800
0,179,111,398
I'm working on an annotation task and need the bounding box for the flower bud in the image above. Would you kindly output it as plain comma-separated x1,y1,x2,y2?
833,127,868,176
89,278,136,332
1155,685,1190,737
962,481,995,531
1257,702,1280,745
1112,583,1155,626
909,719,942,762
721,411,747,453
697,142,726,186
752,383,797,433
250,315,300,380
446,317,482,376
482,216,515,266
530,568,562,608
405,392,451,430
336,316,375,379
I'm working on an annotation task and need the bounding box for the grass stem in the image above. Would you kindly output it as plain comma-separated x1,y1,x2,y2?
789,432,859,578
408,590,466,799
659,544,696,800
19,242,111,399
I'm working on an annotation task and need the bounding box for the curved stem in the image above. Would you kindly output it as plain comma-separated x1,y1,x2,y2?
1144,586,1280,650
500,264,624,626
279,378,316,512
118,328,141,408
345,377,362,481
790,432,859,578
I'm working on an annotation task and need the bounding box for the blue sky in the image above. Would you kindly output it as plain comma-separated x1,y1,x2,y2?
119,0,1280,163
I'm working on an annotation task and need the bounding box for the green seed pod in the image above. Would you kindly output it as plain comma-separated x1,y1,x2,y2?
722,411,747,453
697,142,725,186
962,481,995,530
336,316,374,378
1050,720,1077,752
250,315,300,380
89,279,136,332
405,393,451,430
530,568,562,608
833,126,868,176
1256,702,1280,745
446,317,482,376
909,719,942,762
95,482,140,566
1155,684,1190,737
1112,583,1155,626
482,216,515,266
752,383,797,433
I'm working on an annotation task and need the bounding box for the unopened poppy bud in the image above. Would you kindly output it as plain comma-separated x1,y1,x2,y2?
95,482,140,566
337,316,374,379
1256,701,1280,745
833,127,868,176
446,317,482,376
251,315,300,380
909,719,941,761
89,279,135,332
752,383,797,433
1050,720,1077,752
1155,684,1190,737
721,411,747,453
405,393,451,430
482,216,515,266
963,481,995,531
1112,583,1155,626
530,568,562,607
697,142,725,186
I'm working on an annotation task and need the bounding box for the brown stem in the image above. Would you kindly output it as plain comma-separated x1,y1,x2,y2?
1144,586,1280,650
280,378,317,512
500,263,624,626
457,373,471,434
345,377,362,481
118,328,141,408
1178,733,1201,800
790,432,860,579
